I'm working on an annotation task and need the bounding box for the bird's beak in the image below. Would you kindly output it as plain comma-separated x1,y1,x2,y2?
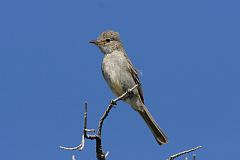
89,40,97,45
89,40,106,46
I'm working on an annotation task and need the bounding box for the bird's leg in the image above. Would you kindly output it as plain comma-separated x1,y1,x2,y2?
126,89,134,99
110,99,117,106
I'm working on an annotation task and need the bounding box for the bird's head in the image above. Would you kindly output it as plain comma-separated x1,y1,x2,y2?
89,30,124,54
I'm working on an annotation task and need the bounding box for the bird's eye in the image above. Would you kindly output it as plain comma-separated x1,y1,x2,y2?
106,38,111,42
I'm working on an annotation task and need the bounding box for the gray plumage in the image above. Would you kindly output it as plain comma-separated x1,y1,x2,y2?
89,30,168,145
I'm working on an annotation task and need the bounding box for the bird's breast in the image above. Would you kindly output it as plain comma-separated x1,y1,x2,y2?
101,51,131,96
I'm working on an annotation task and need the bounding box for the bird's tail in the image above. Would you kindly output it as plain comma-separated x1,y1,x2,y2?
138,104,168,145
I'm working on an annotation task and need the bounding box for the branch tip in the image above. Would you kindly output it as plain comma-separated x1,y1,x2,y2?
168,146,202,160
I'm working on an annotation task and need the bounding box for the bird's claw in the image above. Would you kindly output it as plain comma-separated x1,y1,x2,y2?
127,89,134,98
110,100,117,106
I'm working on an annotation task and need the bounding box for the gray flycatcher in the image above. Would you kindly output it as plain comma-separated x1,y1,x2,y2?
89,30,168,145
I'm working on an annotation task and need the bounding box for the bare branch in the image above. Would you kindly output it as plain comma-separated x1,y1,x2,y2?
60,102,95,151
168,146,202,160
60,85,139,160
95,84,139,160
60,84,202,160
97,84,139,136
59,134,85,151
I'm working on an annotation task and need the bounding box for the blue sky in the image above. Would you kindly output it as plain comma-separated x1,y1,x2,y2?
0,0,239,159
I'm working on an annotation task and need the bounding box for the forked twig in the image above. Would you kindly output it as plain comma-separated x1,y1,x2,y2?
59,103,94,151
60,84,139,160
60,84,202,160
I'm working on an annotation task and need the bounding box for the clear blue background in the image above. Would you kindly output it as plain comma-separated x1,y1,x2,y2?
0,0,239,159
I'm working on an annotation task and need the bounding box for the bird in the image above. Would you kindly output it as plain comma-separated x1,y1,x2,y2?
89,30,168,145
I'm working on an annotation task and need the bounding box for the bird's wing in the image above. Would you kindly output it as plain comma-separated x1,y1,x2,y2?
125,54,145,103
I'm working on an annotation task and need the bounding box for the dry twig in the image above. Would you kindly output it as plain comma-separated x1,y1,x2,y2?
167,146,202,160
60,84,202,160
60,84,139,160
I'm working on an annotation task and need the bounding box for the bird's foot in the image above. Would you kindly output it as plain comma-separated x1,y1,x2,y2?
127,89,134,99
110,100,117,106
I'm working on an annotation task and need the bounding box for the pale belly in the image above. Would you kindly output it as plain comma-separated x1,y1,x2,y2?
101,52,143,111
101,52,135,97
